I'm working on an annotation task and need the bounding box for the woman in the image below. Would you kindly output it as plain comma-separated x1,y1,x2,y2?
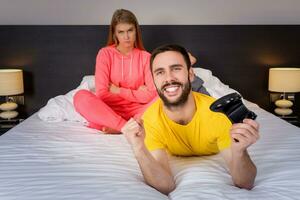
74,9,157,134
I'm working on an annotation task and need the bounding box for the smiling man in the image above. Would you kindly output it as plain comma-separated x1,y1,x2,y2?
122,44,260,195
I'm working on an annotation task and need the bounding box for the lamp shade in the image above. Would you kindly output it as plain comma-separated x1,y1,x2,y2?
268,68,300,92
0,69,24,96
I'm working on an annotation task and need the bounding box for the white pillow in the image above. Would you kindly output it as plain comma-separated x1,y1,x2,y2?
38,82,89,123
192,67,239,99
80,75,95,93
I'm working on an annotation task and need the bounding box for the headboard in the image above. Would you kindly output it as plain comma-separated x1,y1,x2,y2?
0,25,300,116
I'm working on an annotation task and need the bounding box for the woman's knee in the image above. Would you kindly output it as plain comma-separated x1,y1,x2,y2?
73,89,94,109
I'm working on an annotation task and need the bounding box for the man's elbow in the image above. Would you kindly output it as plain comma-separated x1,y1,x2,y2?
234,181,255,190
158,181,176,195
149,179,176,195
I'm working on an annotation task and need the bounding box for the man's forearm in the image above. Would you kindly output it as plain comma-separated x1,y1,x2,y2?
133,146,175,195
230,150,257,189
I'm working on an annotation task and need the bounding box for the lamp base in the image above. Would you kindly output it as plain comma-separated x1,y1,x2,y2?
274,108,293,116
274,99,293,116
0,101,19,119
0,102,18,111
0,111,19,119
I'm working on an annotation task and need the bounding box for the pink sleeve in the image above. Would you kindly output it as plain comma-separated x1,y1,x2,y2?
118,54,157,104
95,49,116,100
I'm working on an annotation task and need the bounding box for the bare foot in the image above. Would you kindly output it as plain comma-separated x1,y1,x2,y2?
102,126,121,134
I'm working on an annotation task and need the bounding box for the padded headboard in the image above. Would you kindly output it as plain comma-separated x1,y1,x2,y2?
0,25,300,116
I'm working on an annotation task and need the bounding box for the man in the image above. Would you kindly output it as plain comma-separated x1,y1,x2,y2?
122,44,259,195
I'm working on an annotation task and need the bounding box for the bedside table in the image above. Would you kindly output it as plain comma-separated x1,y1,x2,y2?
279,116,300,128
0,119,24,136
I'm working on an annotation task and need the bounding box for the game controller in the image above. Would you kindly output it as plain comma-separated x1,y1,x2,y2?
210,92,257,124
210,93,257,143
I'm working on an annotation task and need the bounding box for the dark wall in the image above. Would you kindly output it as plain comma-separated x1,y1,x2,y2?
0,25,300,116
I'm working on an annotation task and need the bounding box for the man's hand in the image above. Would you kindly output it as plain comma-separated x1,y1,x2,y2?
109,83,120,94
122,118,175,195
230,119,260,153
221,119,259,190
122,118,145,152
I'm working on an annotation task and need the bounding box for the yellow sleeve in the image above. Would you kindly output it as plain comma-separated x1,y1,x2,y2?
216,116,232,151
143,119,166,151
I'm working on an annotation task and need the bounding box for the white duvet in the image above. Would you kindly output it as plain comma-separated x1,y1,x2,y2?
0,101,300,200
1,68,300,200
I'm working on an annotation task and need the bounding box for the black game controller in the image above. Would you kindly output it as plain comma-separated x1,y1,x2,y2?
210,93,257,143
210,93,257,124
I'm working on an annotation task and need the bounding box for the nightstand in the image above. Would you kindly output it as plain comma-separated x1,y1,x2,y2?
279,116,300,128
0,118,24,136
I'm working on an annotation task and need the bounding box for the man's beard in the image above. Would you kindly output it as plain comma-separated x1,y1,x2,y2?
157,79,191,109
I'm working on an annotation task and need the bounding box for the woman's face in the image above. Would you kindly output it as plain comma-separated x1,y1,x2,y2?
114,23,136,49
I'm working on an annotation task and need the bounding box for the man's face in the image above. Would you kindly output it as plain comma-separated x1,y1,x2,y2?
152,51,193,108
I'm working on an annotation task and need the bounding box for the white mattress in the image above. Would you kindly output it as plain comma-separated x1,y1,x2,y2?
0,101,299,200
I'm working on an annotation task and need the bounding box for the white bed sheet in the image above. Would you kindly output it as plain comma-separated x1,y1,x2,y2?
0,101,299,200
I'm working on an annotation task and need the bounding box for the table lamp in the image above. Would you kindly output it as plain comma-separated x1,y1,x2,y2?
268,68,300,116
0,69,24,119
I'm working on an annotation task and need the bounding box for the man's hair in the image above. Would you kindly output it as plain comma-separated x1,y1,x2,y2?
150,44,191,72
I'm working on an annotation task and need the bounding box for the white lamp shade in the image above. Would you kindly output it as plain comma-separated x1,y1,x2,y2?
268,68,300,92
0,69,24,96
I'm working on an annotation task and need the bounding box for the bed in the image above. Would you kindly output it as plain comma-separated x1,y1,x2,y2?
0,68,299,200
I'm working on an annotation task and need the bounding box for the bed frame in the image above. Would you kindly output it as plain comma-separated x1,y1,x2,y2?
0,25,300,116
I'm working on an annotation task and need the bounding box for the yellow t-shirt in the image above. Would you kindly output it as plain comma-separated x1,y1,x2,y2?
143,92,232,156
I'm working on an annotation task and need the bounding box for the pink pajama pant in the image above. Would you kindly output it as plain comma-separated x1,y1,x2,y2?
73,89,152,131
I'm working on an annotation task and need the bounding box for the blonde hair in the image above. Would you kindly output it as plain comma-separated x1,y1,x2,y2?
106,9,145,50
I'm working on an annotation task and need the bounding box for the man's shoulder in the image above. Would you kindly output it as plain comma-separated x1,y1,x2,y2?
193,92,231,124
193,92,216,104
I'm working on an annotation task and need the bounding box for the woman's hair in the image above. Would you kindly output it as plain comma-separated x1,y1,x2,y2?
106,9,145,50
